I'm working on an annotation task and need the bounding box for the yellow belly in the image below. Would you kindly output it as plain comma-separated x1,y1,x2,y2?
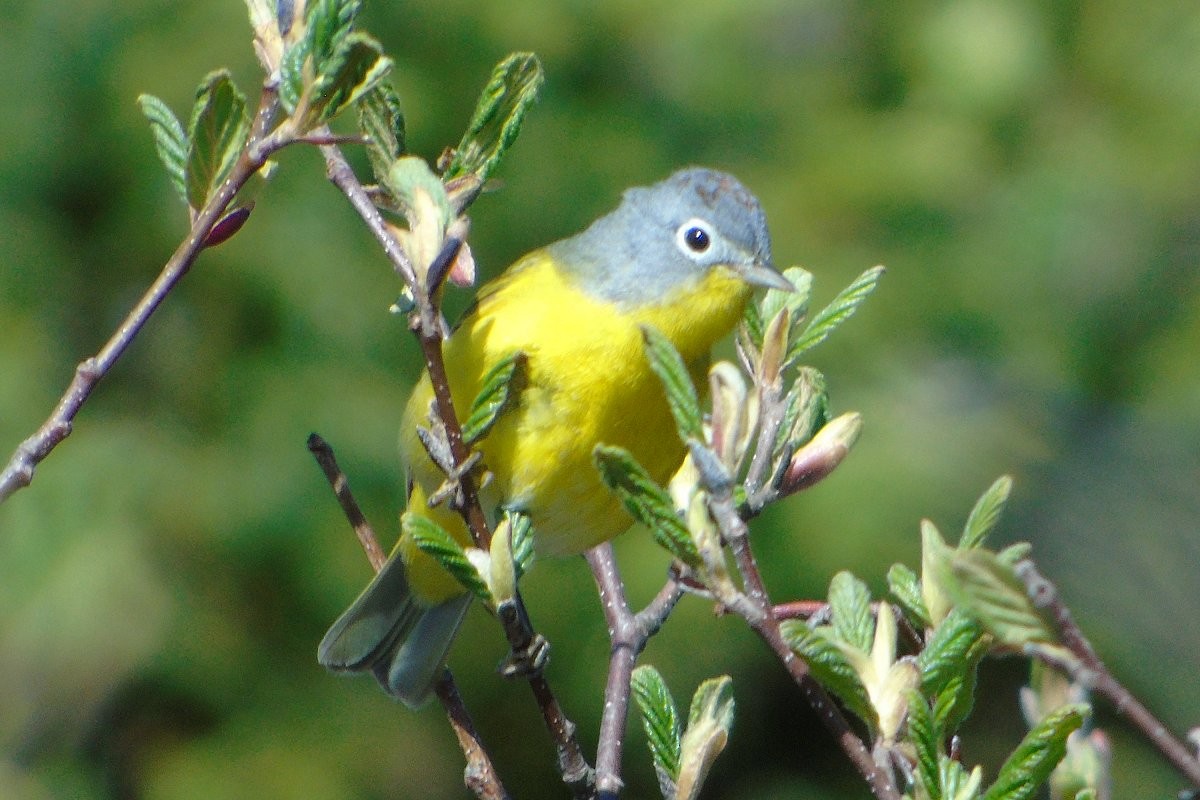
399,252,752,602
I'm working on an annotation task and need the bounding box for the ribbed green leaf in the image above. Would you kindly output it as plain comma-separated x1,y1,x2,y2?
403,512,490,603
789,265,885,359
137,94,188,204
462,351,526,445
278,34,309,112
908,691,942,800
919,607,986,695
761,267,813,331
741,302,764,345
982,704,1088,800
186,70,249,211
506,510,534,579
631,665,682,780
642,325,703,444
446,52,543,183
829,571,874,653
947,549,1055,647
358,82,406,183
307,32,392,124
888,562,931,630
594,445,699,566
781,622,875,727
960,475,1013,549
919,607,989,732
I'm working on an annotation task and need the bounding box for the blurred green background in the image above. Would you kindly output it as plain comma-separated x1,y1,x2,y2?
2,1,1198,798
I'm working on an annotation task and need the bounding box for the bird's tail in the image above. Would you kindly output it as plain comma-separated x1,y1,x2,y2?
318,544,472,707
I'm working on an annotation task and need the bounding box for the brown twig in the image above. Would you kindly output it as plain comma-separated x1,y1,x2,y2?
307,431,508,800
318,141,595,799
585,544,683,798
306,433,387,572
1016,559,1200,789
0,82,286,504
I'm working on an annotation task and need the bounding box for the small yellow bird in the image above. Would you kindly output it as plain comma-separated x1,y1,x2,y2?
319,167,789,705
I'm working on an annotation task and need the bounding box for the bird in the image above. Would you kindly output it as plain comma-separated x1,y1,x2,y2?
318,167,791,706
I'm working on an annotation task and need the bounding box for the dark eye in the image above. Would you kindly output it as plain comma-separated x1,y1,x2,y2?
683,226,710,252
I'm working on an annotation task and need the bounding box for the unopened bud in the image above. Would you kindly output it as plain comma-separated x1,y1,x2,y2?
779,412,862,494
708,361,757,472
758,307,790,387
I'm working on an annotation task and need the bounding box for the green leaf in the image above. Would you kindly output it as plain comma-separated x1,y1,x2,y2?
774,367,829,459
908,691,942,800
307,32,393,124
947,549,1055,647
982,704,1089,800
918,607,989,732
186,70,250,211
642,325,703,444
919,607,986,695
631,665,682,780
137,94,188,204
789,265,885,359
887,562,932,630
594,445,699,566
279,33,309,112
741,302,764,345
921,519,955,626
446,52,543,183
403,512,490,604
959,475,1013,549
998,541,1033,565
462,351,527,445
677,675,735,800
943,760,984,800
506,510,535,579
829,571,874,653
358,82,406,183
781,622,875,727
760,267,813,332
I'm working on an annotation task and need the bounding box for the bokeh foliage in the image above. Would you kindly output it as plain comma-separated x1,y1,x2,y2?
1,1,1198,798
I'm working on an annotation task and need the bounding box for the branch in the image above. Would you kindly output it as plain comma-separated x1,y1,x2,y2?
318,142,596,799
0,82,286,504
307,431,509,800
585,544,683,798
1017,560,1200,789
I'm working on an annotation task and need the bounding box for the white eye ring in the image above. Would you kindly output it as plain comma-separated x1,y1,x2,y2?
675,218,714,258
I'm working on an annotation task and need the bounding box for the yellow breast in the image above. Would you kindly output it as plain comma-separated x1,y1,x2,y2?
399,251,752,601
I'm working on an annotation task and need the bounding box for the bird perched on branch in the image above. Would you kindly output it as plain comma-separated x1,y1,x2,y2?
319,167,790,705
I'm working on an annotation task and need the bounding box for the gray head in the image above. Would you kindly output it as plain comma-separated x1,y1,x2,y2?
548,168,791,307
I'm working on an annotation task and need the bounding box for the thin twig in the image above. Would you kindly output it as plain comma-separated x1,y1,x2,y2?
1017,560,1200,789
0,82,287,504
307,431,509,800
318,141,595,799
435,670,513,800
306,433,387,571
586,543,683,799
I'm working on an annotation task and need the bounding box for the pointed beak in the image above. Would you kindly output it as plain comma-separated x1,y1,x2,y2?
734,257,793,291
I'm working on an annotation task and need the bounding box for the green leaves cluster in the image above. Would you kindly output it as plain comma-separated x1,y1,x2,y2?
279,0,393,129
631,666,735,800
779,478,1098,800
